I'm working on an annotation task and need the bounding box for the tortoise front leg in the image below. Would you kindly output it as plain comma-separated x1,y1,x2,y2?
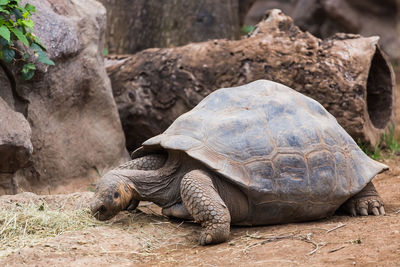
180,170,231,245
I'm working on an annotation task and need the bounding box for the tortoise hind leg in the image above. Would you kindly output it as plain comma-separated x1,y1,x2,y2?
180,170,231,245
341,182,385,216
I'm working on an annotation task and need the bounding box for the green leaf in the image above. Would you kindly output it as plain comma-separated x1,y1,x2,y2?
12,8,23,19
34,40,46,51
24,3,35,13
1,46,14,62
0,7,10,14
0,2,51,79
37,50,55,66
21,19,34,29
0,36,8,46
241,25,255,34
21,62,35,80
22,70,34,80
0,25,10,42
10,27,29,46
22,62,35,71
30,42,42,51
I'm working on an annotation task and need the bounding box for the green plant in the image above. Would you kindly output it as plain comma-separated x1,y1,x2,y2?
381,124,400,156
241,25,254,35
357,138,382,160
357,124,400,160
0,0,54,80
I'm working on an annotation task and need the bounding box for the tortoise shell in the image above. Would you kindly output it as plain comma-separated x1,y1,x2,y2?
139,80,387,223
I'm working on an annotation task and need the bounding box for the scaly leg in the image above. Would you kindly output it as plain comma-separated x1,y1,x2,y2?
341,182,385,216
180,170,231,245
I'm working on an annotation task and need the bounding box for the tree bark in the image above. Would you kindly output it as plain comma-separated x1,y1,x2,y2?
98,0,241,54
106,9,395,151
244,0,400,63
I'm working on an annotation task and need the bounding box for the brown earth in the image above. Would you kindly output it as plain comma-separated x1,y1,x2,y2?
0,157,399,266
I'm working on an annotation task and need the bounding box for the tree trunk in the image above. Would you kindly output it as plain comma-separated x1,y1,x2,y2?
106,9,395,151
239,0,257,25
98,0,241,54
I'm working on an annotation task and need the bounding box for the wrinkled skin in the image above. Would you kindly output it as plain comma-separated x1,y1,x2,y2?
90,152,183,221
90,171,139,221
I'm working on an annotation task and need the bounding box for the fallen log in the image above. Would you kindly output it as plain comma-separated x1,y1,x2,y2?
106,9,395,150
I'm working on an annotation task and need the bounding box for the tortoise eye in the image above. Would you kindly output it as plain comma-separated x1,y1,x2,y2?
114,192,119,199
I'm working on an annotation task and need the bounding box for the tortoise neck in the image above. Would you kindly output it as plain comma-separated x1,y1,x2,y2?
124,151,183,207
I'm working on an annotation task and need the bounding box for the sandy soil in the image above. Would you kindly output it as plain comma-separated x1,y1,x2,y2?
0,156,399,267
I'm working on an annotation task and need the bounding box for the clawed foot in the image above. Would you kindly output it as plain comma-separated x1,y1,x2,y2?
199,222,230,245
342,182,385,216
346,196,385,216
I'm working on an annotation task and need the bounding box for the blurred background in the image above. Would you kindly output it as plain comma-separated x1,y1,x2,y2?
245,0,399,65
99,0,399,65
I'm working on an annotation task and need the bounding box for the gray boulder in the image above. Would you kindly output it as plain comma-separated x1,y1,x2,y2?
0,97,32,194
0,0,128,194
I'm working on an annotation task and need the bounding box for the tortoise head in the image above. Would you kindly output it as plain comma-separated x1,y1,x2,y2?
90,170,139,221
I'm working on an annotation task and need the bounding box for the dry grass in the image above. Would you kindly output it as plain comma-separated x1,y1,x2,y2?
0,197,191,259
112,206,192,253
0,201,106,257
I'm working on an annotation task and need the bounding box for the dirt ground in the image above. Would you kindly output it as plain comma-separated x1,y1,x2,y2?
0,158,399,267
1,72,399,267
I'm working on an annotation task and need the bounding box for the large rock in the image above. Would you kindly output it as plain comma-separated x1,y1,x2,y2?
0,0,128,194
106,10,395,151
0,98,32,172
0,98,32,194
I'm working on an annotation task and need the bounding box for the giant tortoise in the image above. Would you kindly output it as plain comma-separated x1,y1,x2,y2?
90,80,387,245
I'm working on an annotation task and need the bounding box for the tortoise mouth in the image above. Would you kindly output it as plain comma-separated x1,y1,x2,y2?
366,48,394,129
91,204,116,221
90,197,119,221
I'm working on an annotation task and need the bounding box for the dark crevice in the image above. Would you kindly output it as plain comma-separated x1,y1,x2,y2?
0,59,29,117
0,59,16,96
366,48,393,129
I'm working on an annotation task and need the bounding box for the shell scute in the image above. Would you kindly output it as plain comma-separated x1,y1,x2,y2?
205,110,275,162
274,153,309,201
307,150,337,200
